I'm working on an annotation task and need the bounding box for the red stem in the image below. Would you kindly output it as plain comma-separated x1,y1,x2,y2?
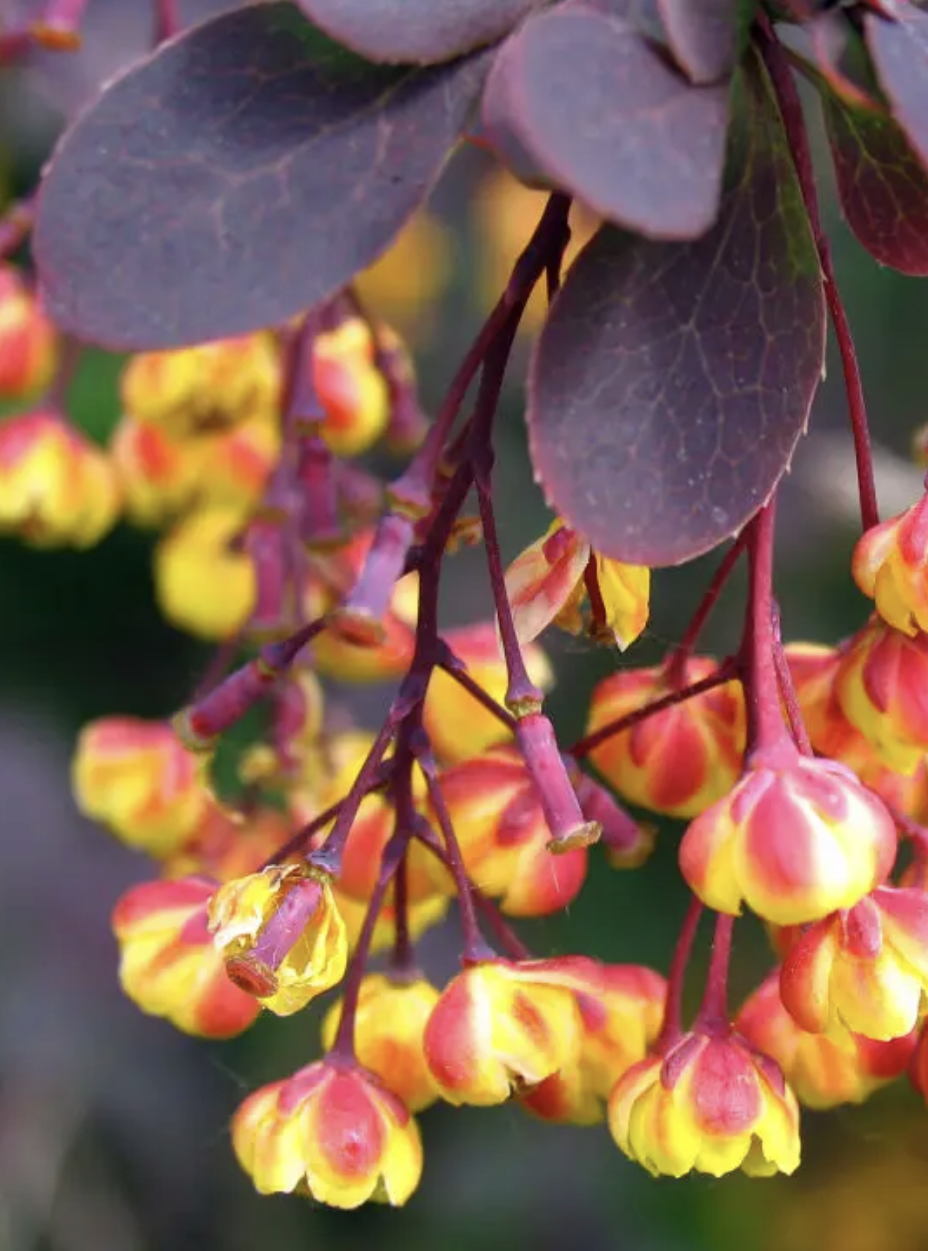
743,503,793,761
666,533,749,687
330,823,410,1062
417,825,529,960
758,21,879,533
771,603,813,755
153,0,181,41
657,896,704,1050
569,661,737,759
308,716,398,875
695,912,736,1032
416,749,494,964
390,853,416,975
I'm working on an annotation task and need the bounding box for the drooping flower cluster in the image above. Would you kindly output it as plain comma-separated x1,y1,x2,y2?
6,103,928,1210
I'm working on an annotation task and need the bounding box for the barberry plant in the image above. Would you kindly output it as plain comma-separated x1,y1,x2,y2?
5,0,928,1210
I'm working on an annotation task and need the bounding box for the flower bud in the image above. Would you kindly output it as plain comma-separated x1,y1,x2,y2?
321,975,441,1112
154,506,255,641
519,957,665,1124
608,1029,801,1178
780,887,928,1040
437,745,588,916
737,971,917,1109
0,265,57,401
423,960,582,1105
196,415,279,511
852,497,928,635
305,531,416,682
312,318,390,457
504,518,650,649
679,754,897,925
113,876,260,1038
73,716,208,856
232,1060,422,1207
0,409,120,548
423,622,552,764
121,333,281,437
585,658,745,818
835,616,928,774
110,415,201,527
208,864,348,1016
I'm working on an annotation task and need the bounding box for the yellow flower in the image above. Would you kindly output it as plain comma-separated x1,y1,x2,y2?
0,409,120,548
72,716,208,856
608,1030,801,1178
322,975,441,1112
113,876,260,1038
679,755,897,925
0,264,57,401
504,518,650,649
312,318,389,457
207,864,348,1016
154,506,254,640
423,960,582,1106
232,1060,422,1207
121,332,281,437
853,496,928,635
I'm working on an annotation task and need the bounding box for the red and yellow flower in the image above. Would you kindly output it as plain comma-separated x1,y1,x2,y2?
780,887,928,1041
0,264,57,401
311,316,390,457
852,496,928,636
207,864,348,1015
321,975,441,1112
422,621,552,764
608,1029,801,1177
73,716,209,856
518,957,665,1124
436,745,588,916
835,616,928,774
121,332,281,437
585,658,745,818
113,876,260,1038
423,960,582,1105
679,754,897,925
504,517,650,649
0,409,119,548
232,1060,422,1207
738,970,917,1109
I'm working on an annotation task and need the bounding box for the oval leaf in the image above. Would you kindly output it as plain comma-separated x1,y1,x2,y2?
865,6,928,172
296,0,538,64
481,2,730,240
527,52,825,568
34,2,489,350
823,89,928,276
656,0,743,84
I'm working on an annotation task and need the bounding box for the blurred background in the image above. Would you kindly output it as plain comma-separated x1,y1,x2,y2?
1,2,928,1250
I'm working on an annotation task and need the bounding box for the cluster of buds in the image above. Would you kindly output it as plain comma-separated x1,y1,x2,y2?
10,171,928,1213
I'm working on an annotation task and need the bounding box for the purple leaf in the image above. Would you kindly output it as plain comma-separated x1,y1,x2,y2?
526,51,825,568
655,0,744,84
481,3,730,240
865,5,928,172
34,3,488,350
295,0,537,64
823,89,928,276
